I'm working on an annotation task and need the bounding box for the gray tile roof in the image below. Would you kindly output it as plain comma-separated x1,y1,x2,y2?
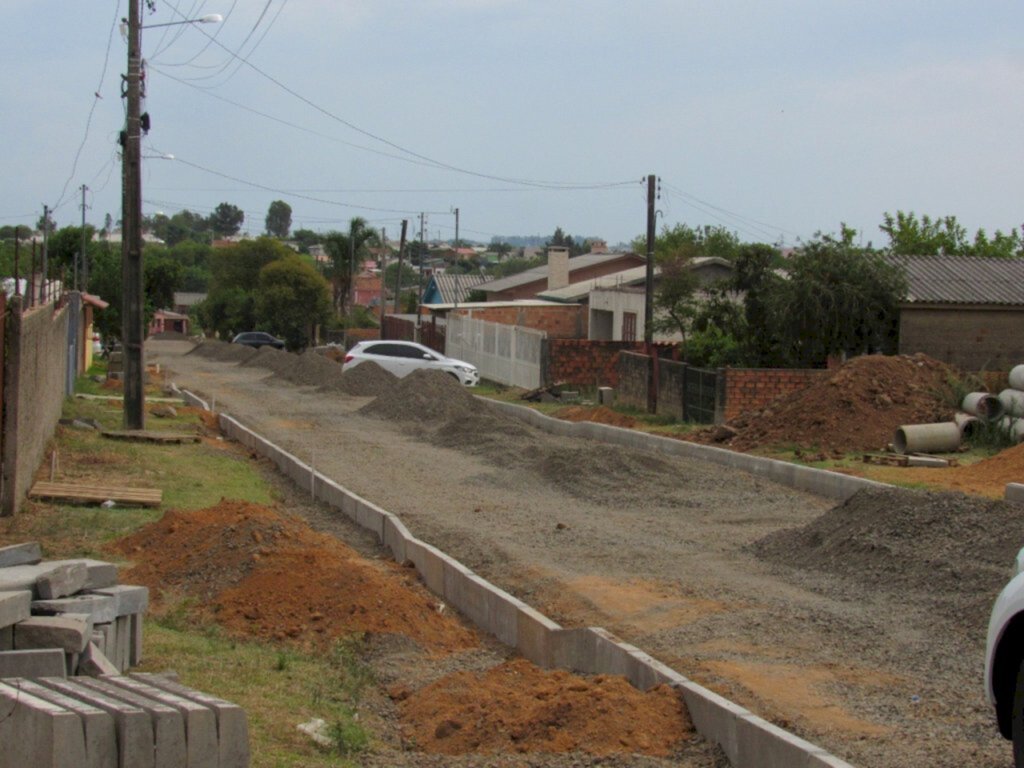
433,273,487,303
889,255,1024,305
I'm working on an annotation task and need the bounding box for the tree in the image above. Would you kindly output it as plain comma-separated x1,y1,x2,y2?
254,255,330,350
769,226,906,367
265,200,292,238
198,237,293,338
207,203,244,238
546,226,584,257
732,243,784,366
146,210,211,246
323,218,378,316
291,228,320,254
36,210,56,234
384,261,418,293
879,211,1023,258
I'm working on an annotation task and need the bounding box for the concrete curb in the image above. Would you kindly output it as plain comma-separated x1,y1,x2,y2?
177,386,855,768
485,398,885,502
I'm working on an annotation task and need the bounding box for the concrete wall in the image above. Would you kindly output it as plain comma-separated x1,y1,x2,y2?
177,385,856,767
900,305,1024,371
588,288,646,341
617,351,650,409
2,297,70,516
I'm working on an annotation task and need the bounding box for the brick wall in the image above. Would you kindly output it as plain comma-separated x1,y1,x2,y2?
546,339,646,388
460,305,584,339
2,297,70,516
899,307,1024,371
722,368,826,421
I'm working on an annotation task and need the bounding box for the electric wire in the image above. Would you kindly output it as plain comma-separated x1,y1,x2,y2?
50,0,122,214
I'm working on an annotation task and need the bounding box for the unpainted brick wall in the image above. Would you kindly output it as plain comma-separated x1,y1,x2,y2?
546,340,645,388
462,305,584,339
2,298,70,516
722,368,825,421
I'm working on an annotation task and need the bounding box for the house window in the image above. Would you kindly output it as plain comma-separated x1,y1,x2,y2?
622,312,637,342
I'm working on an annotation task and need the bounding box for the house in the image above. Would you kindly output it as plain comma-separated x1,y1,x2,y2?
890,254,1024,370
352,272,384,308
148,309,189,336
421,273,488,306
475,248,647,302
536,256,734,342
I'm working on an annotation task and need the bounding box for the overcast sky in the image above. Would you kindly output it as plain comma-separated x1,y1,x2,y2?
5,1,1023,248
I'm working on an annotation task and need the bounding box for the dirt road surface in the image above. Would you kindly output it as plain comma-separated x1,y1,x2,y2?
150,339,1011,768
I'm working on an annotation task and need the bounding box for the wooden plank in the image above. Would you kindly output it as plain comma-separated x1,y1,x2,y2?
101,430,199,444
28,481,162,507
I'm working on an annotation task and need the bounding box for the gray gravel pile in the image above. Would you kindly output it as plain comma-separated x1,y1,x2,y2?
321,361,399,397
752,487,1024,627
360,368,481,422
186,339,258,363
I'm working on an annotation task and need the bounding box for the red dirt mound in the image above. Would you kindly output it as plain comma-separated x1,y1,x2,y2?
554,405,639,429
703,353,957,453
111,500,477,653
396,658,694,757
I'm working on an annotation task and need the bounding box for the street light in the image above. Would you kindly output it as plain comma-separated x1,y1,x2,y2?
120,3,220,430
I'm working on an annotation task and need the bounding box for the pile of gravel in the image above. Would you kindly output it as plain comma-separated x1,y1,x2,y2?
751,487,1024,627
320,361,398,397
360,368,481,422
186,339,258,363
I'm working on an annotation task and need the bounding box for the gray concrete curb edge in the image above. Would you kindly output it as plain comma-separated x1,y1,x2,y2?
175,386,855,768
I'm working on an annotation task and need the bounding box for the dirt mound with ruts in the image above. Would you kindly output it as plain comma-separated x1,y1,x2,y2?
703,353,958,453
111,500,477,652
752,486,1024,628
395,658,694,757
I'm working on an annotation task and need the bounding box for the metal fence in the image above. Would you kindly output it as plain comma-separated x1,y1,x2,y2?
446,314,545,389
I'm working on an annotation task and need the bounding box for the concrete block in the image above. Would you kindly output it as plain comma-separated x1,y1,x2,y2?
132,673,250,768
0,590,31,628
15,614,93,654
65,652,78,677
0,626,12,650
129,613,143,667
354,498,386,540
75,676,187,768
117,616,131,671
95,623,112,658
515,603,561,668
0,564,66,595
673,678,746,766
35,562,88,599
382,513,411,564
102,675,219,768
85,584,149,616
0,542,41,567
735,711,852,768
14,678,118,768
33,593,118,624
79,642,120,677
0,681,88,768
1006,482,1024,503
0,649,67,678
46,560,118,591
405,539,446,596
38,677,155,768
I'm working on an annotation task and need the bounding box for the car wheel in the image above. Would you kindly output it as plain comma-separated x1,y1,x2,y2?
1013,658,1024,767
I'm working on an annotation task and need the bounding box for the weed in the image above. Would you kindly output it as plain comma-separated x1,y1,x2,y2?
331,635,375,702
275,651,290,672
151,592,200,632
328,710,370,756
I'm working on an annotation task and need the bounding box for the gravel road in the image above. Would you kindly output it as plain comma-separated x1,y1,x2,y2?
150,339,1012,768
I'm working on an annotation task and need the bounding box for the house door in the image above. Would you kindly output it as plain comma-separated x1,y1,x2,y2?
621,312,637,342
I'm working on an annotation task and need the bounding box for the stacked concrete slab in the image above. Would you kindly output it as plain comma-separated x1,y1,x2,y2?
0,541,251,766
0,542,146,677
177,386,857,768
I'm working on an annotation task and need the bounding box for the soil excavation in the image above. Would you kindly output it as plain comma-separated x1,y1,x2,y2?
150,339,1024,768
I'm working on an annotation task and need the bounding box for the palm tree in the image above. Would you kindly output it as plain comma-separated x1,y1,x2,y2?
323,217,377,317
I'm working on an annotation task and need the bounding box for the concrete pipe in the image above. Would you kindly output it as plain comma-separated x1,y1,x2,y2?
998,416,1024,444
999,389,1024,418
1009,365,1024,391
893,422,962,455
962,392,1005,422
954,412,981,440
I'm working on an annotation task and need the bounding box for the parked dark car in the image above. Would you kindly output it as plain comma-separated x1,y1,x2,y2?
231,331,286,350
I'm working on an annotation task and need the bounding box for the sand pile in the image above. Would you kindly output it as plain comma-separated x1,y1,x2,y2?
396,658,693,757
709,353,957,453
112,500,478,651
186,339,258,363
752,487,1024,627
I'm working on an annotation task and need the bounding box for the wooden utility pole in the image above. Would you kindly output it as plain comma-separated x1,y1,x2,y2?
79,185,89,291
122,0,145,429
394,219,408,314
644,174,657,413
39,205,49,304
452,207,460,310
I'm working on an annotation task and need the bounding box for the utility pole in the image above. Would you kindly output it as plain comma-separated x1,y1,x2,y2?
416,213,426,322
394,219,408,314
644,174,657,413
79,185,89,291
452,207,460,310
122,0,145,429
39,204,50,304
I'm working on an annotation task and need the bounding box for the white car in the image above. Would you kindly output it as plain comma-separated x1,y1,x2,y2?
986,547,1024,765
342,340,480,386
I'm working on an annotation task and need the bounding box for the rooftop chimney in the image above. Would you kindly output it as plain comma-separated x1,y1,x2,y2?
547,246,570,291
